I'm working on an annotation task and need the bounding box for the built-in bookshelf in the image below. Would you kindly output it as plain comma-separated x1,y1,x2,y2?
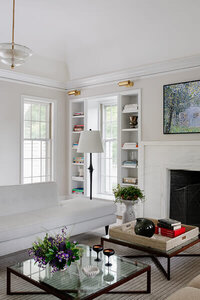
69,89,142,199
118,90,141,189
69,99,87,196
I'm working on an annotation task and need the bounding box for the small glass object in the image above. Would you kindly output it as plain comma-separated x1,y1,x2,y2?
103,249,115,267
93,245,103,262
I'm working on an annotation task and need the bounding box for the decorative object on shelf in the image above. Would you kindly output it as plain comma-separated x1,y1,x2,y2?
123,103,138,113
28,227,80,273
134,218,155,238
118,80,134,87
103,249,115,267
68,90,81,96
73,124,84,132
72,187,84,195
113,185,145,223
0,0,32,69
163,80,200,134
129,116,138,128
123,177,138,184
93,245,103,262
78,166,84,177
82,265,100,278
77,129,104,200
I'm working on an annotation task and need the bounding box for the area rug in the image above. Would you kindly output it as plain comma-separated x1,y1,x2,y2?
0,228,199,300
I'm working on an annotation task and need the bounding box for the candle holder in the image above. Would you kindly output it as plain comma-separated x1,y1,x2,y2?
103,249,115,267
93,245,103,262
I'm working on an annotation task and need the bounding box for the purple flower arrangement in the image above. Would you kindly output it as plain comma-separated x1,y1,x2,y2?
28,227,80,273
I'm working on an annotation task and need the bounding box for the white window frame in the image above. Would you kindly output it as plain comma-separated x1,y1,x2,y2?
21,95,57,184
99,101,118,195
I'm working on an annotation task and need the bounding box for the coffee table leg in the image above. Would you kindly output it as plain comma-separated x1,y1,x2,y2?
167,257,171,280
7,268,11,295
147,268,151,293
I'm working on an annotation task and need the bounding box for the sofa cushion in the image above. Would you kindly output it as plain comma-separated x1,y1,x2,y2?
0,197,116,242
32,197,116,232
188,274,200,289
166,287,200,300
0,212,44,242
0,182,58,216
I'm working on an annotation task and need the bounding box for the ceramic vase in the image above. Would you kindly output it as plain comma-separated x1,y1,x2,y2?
134,218,155,237
122,200,138,223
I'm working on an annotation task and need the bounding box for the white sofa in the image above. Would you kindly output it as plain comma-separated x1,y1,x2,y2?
0,182,116,256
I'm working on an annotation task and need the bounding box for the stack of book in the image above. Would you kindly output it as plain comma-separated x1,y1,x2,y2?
73,112,84,116
122,142,138,149
122,160,137,167
156,218,185,238
123,104,138,113
73,125,84,132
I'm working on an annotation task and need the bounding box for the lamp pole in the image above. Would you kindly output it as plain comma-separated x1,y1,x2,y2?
88,152,94,200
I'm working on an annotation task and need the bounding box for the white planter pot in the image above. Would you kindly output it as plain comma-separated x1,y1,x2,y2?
121,199,139,223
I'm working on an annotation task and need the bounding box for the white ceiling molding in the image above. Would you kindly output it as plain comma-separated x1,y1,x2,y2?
0,68,66,91
66,54,200,90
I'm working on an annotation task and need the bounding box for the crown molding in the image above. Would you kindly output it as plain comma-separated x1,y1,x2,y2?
66,54,200,90
0,68,66,91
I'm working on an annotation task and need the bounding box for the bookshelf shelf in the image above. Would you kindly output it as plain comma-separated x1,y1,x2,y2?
121,165,138,169
122,128,138,132
72,115,84,118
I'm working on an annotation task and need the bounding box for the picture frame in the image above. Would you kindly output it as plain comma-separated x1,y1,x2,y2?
163,79,200,134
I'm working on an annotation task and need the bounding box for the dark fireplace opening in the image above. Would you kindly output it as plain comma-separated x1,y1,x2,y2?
170,170,200,227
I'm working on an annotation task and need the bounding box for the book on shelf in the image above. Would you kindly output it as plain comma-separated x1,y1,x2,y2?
123,177,137,184
122,142,138,149
123,104,138,113
72,188,84,195
73,112,84,116
122,160,137,167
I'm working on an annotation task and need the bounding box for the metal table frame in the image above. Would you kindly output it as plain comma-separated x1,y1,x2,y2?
101,235,200,281
7,260,151,299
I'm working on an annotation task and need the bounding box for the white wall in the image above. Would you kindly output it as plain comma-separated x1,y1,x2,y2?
68,66,200,217
69,66,200,142
0,80,68,198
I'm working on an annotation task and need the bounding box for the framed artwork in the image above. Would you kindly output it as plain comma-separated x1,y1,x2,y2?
163,80,200,134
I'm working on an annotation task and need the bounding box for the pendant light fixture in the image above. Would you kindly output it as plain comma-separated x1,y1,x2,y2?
0,0,32,69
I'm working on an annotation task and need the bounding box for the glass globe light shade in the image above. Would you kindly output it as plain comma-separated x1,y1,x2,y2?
0,43,32,68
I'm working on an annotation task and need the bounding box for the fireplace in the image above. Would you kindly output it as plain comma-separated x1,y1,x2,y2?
170,170,200,227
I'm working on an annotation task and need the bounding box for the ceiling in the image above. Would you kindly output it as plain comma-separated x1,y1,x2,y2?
0,0,200,81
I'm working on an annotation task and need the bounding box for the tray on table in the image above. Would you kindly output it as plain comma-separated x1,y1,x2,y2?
109,219,199,252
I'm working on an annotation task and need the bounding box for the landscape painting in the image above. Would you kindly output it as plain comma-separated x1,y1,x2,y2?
163,80,200,134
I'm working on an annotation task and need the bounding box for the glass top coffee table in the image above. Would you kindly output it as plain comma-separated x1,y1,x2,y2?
7,245,151,299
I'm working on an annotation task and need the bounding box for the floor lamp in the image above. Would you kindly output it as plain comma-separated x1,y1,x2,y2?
77,130,103,200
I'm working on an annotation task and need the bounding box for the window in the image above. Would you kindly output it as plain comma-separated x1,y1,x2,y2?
100,104,117,194
22,98,53,184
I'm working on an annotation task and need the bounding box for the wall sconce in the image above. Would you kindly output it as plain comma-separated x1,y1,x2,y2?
118,80,134,87
67,90,81,96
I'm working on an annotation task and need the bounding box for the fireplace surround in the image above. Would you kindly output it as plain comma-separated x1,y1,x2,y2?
170,170,200,227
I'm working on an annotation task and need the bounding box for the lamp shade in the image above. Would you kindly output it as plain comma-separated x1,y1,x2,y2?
77,130,103,153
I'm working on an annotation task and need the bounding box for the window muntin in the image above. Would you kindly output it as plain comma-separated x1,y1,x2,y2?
100,104,117,194
23,100,53,184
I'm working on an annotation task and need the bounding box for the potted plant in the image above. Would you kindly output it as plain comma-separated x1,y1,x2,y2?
113,184,145,223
